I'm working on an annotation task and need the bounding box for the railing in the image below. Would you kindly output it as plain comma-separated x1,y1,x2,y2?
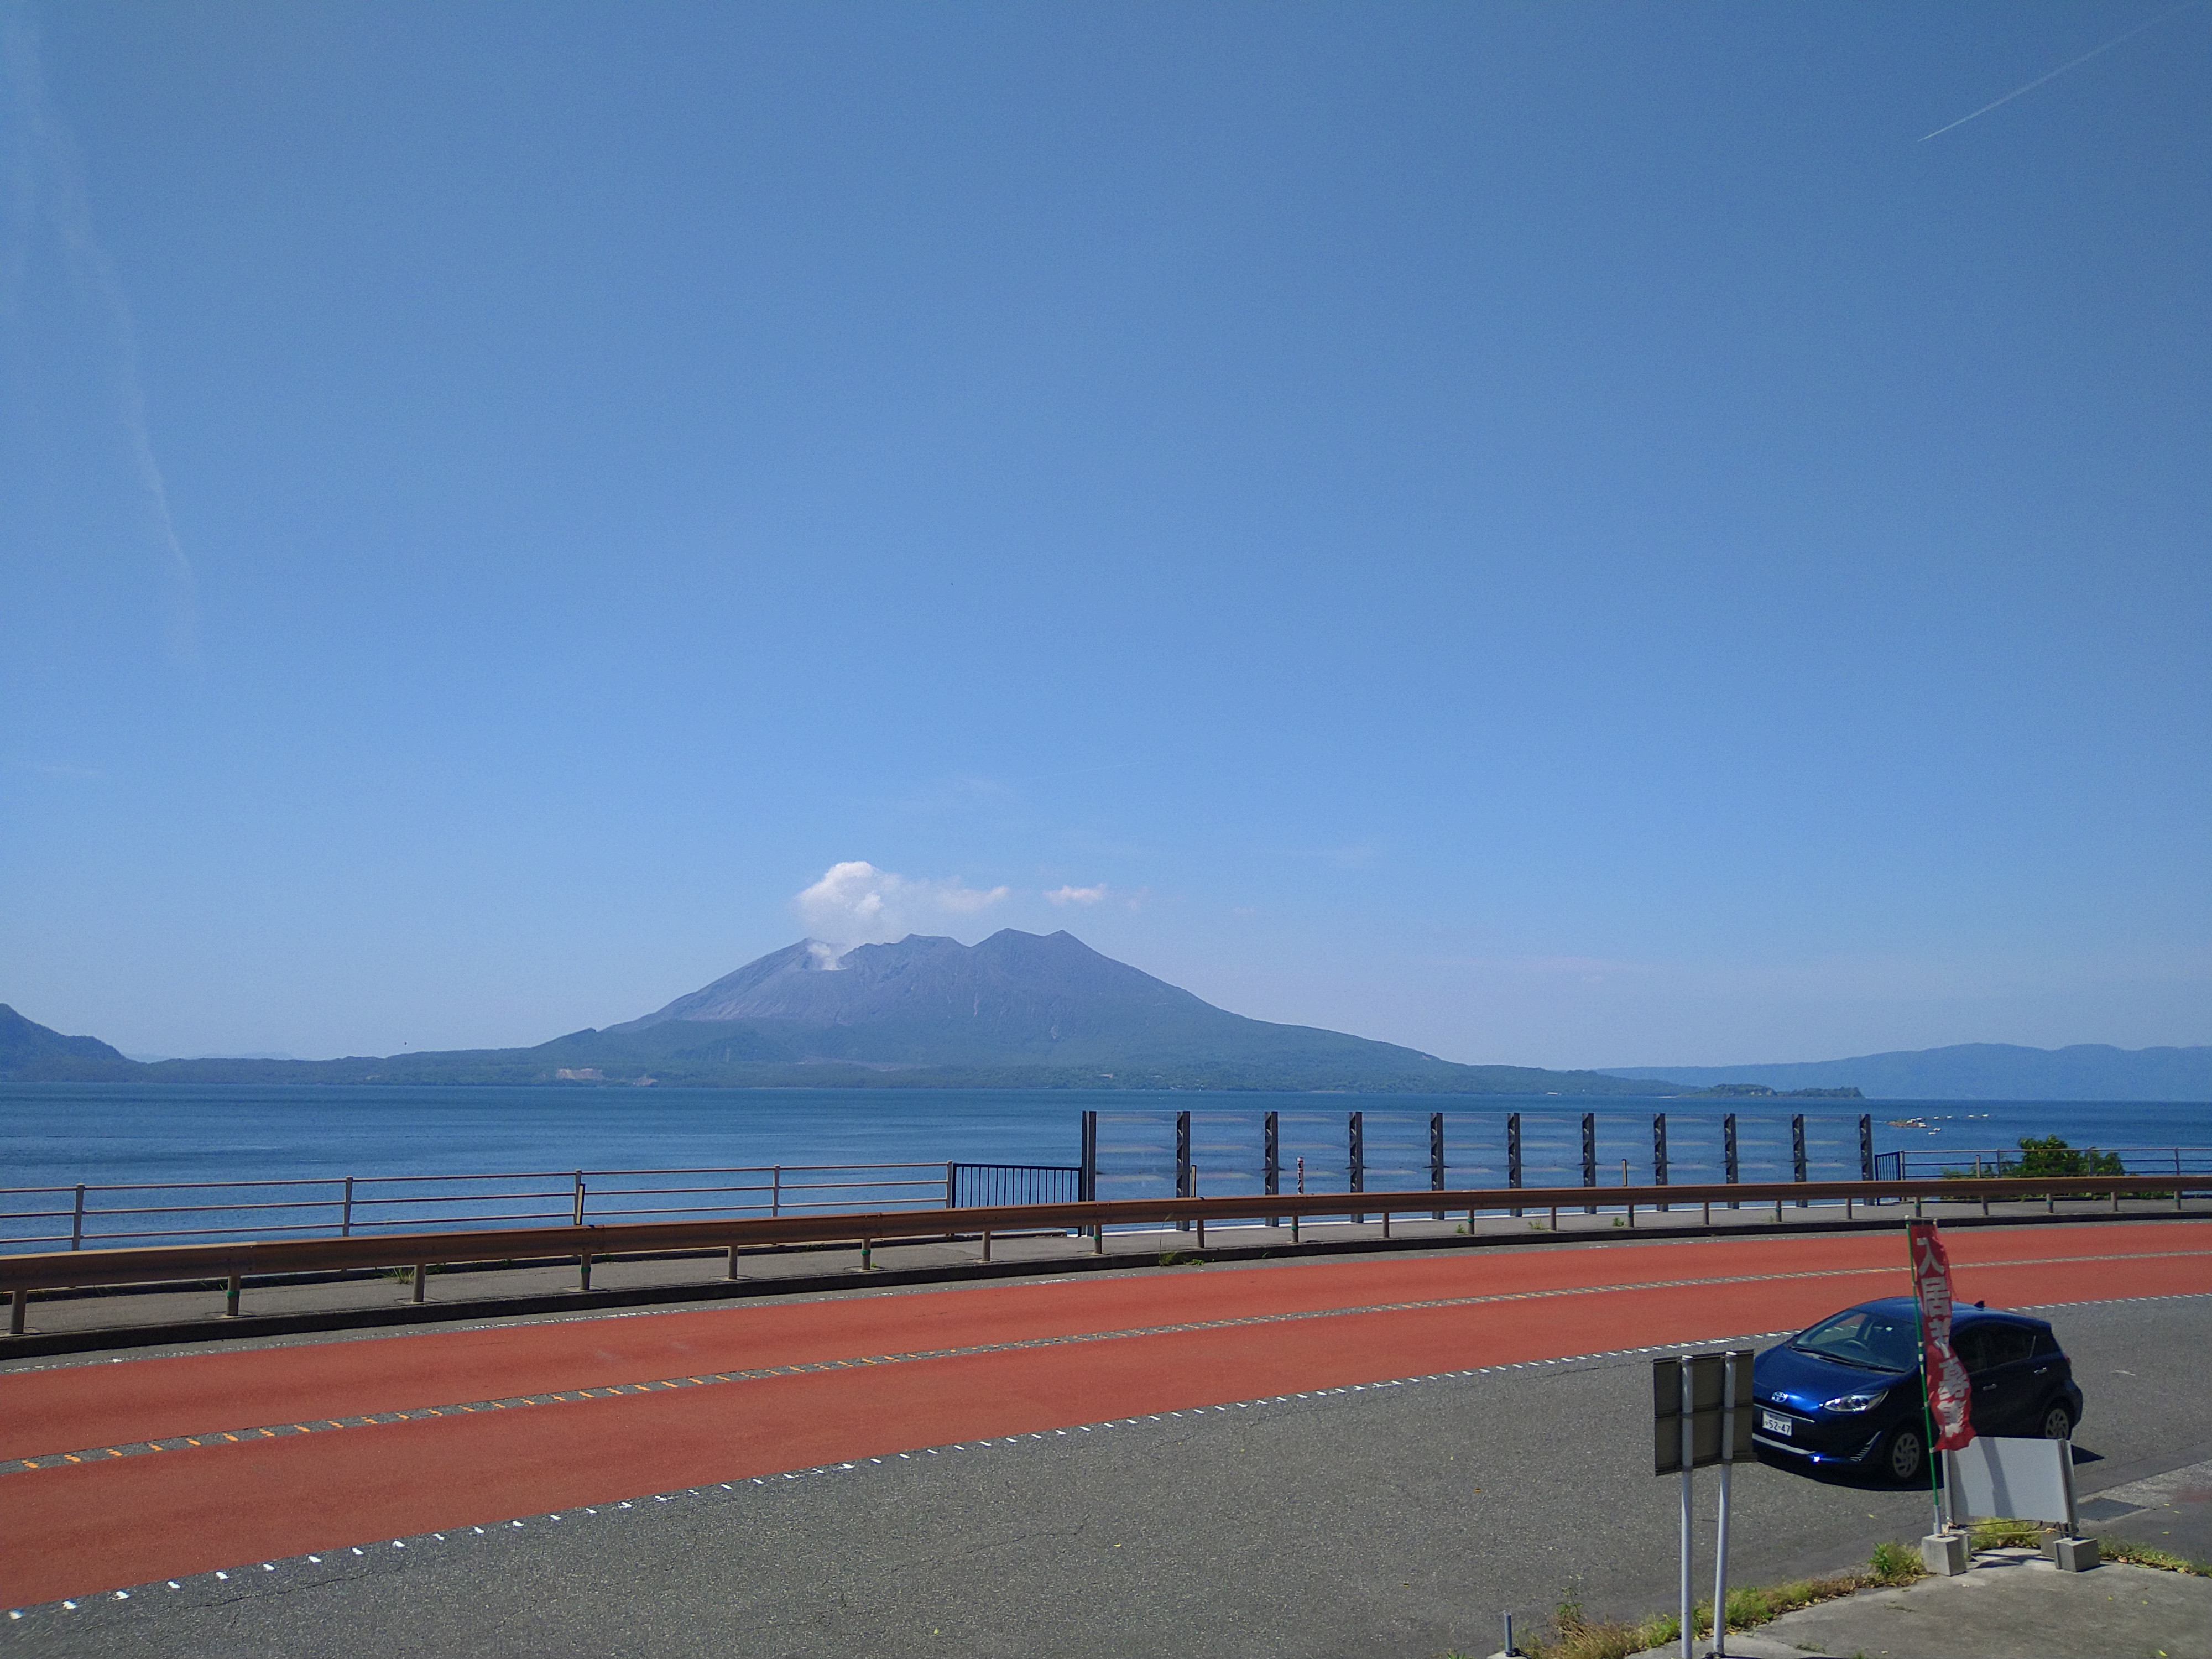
1872,1146,2212,1181
1092,1108,1879,1220
4,1172,2204,1333
0,1162,1077,1254
949,1164,1084,1208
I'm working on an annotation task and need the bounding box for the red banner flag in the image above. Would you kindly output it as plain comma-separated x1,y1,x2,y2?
1908,1220,1975,1451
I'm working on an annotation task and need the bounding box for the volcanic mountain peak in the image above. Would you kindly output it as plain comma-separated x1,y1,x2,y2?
617,928,1215,1035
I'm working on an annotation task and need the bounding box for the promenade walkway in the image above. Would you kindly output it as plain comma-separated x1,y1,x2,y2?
4,1220,2209,1636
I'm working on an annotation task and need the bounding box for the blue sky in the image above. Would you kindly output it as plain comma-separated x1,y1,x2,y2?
3,2,2206,1067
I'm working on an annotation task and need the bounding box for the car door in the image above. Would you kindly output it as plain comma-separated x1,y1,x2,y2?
1952,1325,1997,1433
1965,1321,2039,1434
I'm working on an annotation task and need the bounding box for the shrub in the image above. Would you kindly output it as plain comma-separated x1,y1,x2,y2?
2011,1135,2125,1178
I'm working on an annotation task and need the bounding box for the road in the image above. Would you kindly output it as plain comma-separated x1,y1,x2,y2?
4,1220,2208,1657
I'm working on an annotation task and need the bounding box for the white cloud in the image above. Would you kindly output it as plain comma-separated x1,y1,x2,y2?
1045,884,1108,906
794,860,1010,956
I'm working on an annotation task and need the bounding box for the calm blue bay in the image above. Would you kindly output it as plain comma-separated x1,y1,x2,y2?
2,1083,2203,1193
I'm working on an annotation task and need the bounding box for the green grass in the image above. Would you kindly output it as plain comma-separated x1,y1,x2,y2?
1512,1544,1927,1659
1970,1516,2049,1550
1484,1535,2212,1659
2100,1540,2212,1577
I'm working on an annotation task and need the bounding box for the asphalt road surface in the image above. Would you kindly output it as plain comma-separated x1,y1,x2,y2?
4,1222,2207,1658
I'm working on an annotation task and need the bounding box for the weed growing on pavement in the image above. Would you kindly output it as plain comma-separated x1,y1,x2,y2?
1516,1546,1927,1658
1868,1540,1919,1581
1970,1517,2047,1550
2101,1540,2212,1576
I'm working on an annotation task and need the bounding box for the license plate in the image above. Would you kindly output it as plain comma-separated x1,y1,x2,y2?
1761,1411,1792,1437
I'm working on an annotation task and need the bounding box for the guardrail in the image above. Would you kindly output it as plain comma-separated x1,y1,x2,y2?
4,1171,2203,1334
0,1161,1082,1253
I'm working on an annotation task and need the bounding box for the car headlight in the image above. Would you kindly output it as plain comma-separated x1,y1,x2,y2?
1820,1389,1889,1413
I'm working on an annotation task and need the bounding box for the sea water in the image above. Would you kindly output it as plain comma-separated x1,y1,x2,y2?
1,1082,2201,1192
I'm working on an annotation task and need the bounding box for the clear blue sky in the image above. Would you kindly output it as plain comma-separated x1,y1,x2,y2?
3,2,2206,1067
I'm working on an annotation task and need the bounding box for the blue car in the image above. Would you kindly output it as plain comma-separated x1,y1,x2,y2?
1751,1296,2085,1483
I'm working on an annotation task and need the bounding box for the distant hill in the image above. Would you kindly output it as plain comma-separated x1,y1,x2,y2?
1606,1042,2212,1102
1,933,1671,1094
0,1004,140,1081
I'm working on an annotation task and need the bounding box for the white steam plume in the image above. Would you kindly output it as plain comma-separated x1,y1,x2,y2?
794,861,1011,962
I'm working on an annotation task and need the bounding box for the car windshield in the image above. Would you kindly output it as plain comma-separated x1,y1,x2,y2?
1792,1308,1921,1373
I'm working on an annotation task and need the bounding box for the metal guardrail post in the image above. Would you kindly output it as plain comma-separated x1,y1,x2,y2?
1581,1113,1597,1214
572,1171,586,1227
1859,1115,1875,1185
70,1185,85,1251
1079,1113,1098,1204
1507,1112,1522,1217
772,1165,782,1218
225,1274,241,1317
341,1175,354,1238
1792,1116,1808,1207
1653,1113,1670,1212
1724,1114,1739,1209
945,1162,956,1209
1430,1112,1446,1221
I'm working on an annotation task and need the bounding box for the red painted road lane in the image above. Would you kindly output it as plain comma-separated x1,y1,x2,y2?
7,1222,2200,1460
6,1234,2210,1607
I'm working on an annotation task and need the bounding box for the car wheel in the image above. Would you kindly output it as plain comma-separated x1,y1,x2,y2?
1882,1425,1927,1483
2040,1402,2074,1441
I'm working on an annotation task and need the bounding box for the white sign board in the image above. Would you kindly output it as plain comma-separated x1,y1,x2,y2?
1945,1435,2078,1531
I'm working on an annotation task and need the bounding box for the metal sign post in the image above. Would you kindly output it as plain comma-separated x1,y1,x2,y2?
1712,1351,1737,1657
1655,1349,1755,1659
1678,1358,1694,1659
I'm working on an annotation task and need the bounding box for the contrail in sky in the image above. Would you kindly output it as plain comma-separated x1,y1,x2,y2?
1921,2,2198,141
2,6,199,663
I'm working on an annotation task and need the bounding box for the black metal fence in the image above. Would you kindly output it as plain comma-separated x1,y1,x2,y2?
948,1163,1085,1208
1086,1108,1881,1227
